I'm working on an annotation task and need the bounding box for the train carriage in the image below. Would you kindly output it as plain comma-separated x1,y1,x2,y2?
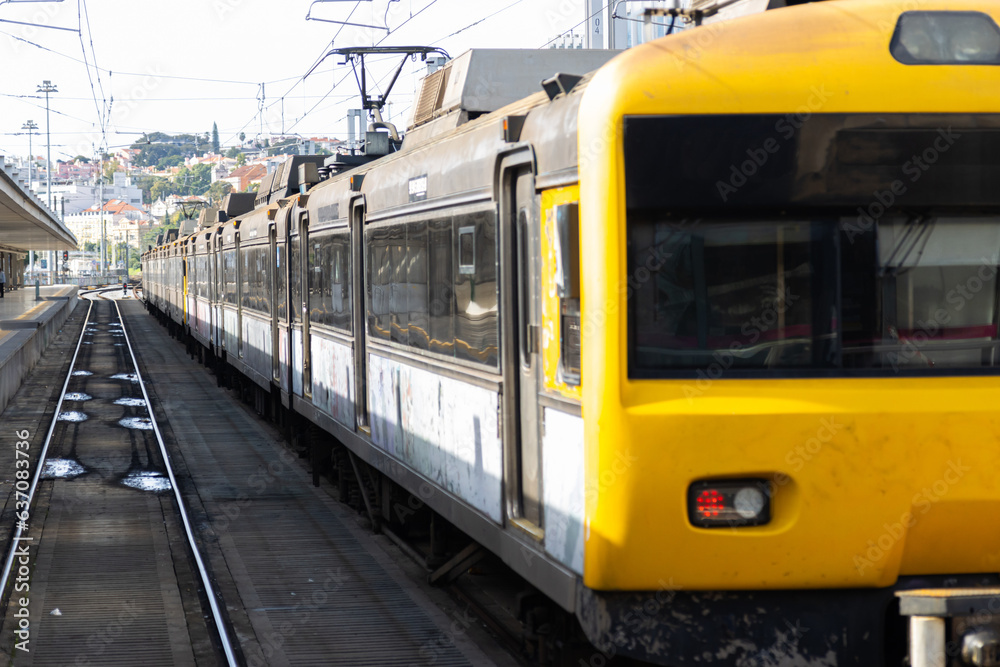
288,180,358,427
236,205,279,393
183,234,198,343
210,224,225,355
166,241,184,328
189,228,215,350
142,2,1000,662
218,218,242,369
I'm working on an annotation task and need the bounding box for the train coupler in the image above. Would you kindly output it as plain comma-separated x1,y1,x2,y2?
898,587,1000,667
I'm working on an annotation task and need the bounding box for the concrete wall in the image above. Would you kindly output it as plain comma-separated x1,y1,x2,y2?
0,291,79,416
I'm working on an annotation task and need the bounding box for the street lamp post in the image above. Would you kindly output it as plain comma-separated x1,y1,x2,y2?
21,120,38,277
37,80,58,284
21,120,37,185
37,81,57,210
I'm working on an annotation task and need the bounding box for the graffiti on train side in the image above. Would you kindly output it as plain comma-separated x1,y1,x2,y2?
368,354,503,523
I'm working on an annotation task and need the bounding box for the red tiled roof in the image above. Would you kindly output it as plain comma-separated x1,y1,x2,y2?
83,199,143,214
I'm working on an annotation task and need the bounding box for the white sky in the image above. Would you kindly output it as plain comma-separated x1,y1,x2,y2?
0,0,592,162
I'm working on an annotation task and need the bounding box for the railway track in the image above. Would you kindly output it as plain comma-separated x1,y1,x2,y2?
78,284,133,301
0,296,237,665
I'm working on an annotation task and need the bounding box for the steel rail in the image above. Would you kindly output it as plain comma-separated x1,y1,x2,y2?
0,300,94,607
113,299,239,667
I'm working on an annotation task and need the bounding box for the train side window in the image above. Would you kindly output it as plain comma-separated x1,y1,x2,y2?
224,249,237,306
309,239,328,324
454,211,499,368
276,245,286,320
240,249,250,310
290,240,301,323
428,219,455,356
307,230,352,332
389,223,409,345
331,231,353,332
366,226,392,341
408,220,429,349
259,246,272,314
555,203,582,385
189,257,197,298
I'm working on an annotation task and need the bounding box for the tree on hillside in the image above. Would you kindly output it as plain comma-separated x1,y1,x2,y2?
208,180,233,206
212,122,220,154
237,153,246,166
102,159,124,182
135,175,168,204
173,163,213,196
150,178,179,202
131,133,205,167
191,163,213,193
157,155,184,169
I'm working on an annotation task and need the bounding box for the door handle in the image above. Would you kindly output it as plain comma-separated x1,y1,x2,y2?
526,324,541,355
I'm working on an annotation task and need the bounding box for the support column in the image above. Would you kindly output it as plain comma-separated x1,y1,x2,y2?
910,617,945,667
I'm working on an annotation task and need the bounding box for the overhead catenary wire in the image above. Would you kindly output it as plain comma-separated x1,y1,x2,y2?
223,1,367,146
0,27,305,88
283,0,442,135
76,0,103,128
2,0,594,154
431,0,528,44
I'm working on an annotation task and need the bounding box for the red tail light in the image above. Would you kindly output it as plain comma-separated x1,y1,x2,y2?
688,479,772,528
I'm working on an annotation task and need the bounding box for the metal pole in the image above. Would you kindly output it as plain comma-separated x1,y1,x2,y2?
22,120,38,283
45,88,50,209
588,0,604,48
37,81,57,211
21,120,36,186
99,154,105,277
910,617,946,667
37,81,57,285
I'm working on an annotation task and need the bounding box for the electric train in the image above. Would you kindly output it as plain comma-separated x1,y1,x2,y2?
144,2,1000,663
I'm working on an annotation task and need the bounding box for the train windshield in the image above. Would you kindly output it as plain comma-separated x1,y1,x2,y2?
627,215,1000,377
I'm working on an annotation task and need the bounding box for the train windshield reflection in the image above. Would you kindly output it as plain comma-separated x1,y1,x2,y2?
628,215,1000,376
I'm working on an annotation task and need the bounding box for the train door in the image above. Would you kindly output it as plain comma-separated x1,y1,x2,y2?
351,198,369,431
289,219,303,396
214,235,223,352
236,232,244,359
501,155,544,531
182,249,189,327
300,212,312,396
270,225,280,382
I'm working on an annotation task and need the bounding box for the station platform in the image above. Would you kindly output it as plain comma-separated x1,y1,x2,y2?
0,284,78,416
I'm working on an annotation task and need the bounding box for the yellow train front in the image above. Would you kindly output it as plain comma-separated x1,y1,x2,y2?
577,0,1000,663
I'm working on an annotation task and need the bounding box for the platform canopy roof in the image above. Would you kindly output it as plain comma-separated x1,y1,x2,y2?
0,159,77,253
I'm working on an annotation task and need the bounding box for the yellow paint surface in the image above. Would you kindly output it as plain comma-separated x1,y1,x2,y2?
577,0,1000,590
540,186,583,402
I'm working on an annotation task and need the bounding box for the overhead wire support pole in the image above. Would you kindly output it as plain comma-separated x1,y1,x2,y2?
37,80,57,212
22,120,38,278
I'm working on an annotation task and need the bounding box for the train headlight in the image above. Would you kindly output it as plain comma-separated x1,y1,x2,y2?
891,11,1000,65
688,480,771,528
